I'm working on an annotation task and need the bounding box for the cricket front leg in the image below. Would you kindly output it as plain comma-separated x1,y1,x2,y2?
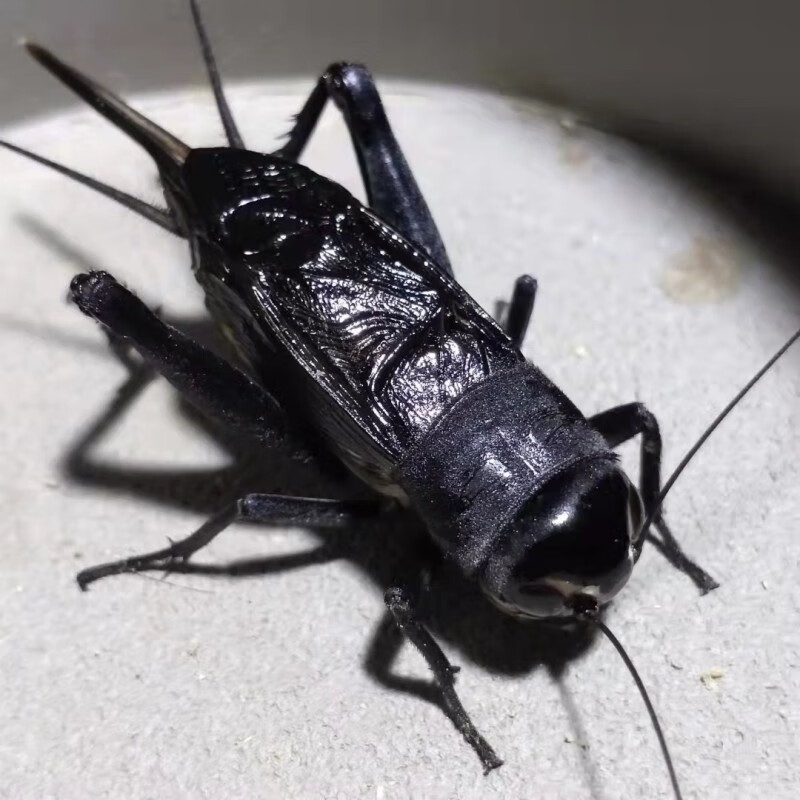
589,402,719,593
372,584,502,773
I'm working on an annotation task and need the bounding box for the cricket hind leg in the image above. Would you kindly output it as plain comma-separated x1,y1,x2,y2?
275,64,452,275
589,402,719,593
67,270,382,588
77,492,378,589
71,270,300,449
190,0,446,274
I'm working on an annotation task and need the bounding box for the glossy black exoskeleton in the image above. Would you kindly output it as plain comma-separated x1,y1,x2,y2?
6,2,797,794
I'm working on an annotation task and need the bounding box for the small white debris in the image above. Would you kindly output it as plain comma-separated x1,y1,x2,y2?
701,667,725,689
560,114,580,132
564,735,590,750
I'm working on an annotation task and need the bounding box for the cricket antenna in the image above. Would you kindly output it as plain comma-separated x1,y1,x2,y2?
593,615,683,800
641,325,800,540
0,139,180,235
189,0,245,149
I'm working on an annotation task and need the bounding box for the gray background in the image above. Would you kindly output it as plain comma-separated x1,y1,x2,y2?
0,2,798,799
2,1,800,201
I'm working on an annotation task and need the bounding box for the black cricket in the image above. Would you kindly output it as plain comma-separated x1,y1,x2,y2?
3,2,798,796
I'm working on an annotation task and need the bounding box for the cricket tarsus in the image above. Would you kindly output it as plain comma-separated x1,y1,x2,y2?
592,617,684,800
640,325,800,539
189,0,244,149
0,139,180,234
646,526,719,593
385,587,503,773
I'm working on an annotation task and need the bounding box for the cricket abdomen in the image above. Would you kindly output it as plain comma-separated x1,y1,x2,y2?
183,147,522,490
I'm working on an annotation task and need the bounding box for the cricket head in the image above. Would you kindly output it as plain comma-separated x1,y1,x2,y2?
479,458,643,620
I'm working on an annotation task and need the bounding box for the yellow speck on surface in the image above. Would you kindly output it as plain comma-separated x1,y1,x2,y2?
661,236,742,304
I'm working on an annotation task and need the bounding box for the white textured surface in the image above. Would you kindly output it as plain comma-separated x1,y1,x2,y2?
0,82,799,800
